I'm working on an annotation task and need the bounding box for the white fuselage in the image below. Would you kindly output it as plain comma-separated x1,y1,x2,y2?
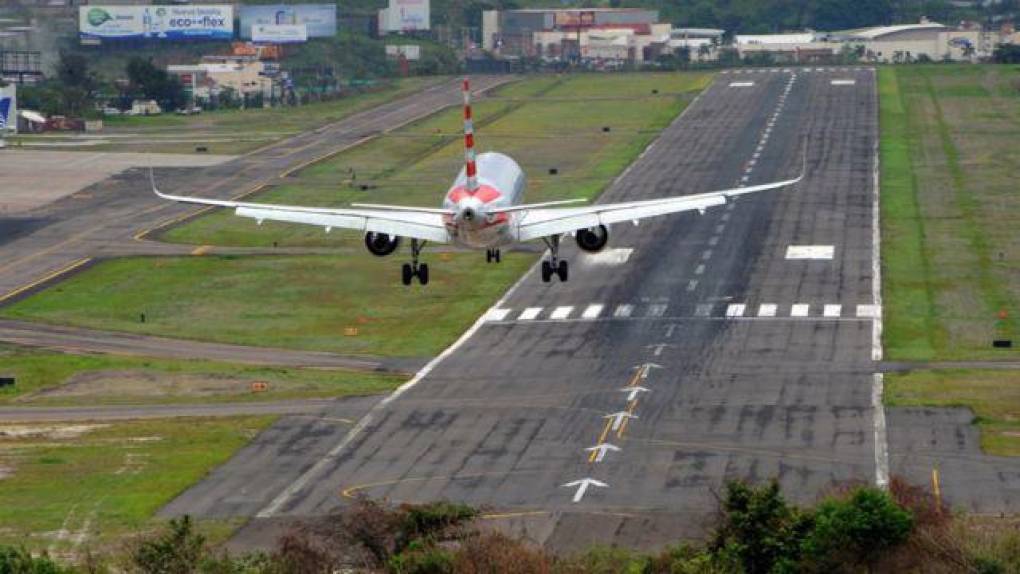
442,151,526,249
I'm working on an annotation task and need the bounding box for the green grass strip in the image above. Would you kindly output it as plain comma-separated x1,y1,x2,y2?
879,68,940,360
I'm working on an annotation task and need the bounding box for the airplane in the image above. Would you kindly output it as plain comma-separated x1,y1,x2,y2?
153,78,803,286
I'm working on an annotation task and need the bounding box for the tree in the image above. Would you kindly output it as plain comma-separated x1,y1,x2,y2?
126,57,186,112
709,481,812,573
55,50,98,116
0,546,72,574
130,515,207,574
800,487,914,571
992,43,1020,63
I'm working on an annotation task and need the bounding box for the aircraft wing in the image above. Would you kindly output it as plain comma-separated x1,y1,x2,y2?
151,172,452,243
514,174,802,242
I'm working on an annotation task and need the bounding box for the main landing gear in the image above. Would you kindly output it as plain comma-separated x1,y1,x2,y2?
540,235,569,283
486,248,501,263
402,239,429,286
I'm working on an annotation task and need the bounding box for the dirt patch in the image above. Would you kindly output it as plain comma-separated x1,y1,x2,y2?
22,369,272,400
0,424,108,440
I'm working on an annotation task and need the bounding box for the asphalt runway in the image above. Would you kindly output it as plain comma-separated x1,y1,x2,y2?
164,68,948,550
0,76,511,306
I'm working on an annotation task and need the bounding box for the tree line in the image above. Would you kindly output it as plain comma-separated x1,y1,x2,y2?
5,478,1020,573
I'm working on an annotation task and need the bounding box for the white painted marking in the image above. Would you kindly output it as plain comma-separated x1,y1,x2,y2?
721,213,731,222
550,306,574,320
519,307,543,321
695,304,713,317
614,304,633,318
487,308,512,321
585,443,620,463
870,124,889,488
709,236,720,246
791,304,810,317
686,280,698,292
831,79,856,86
636,362,661,379
605,411,637,430
726,304,746,317
583,248,633,266
665,324,676,338
647,304,667,317
620,386,649,402
695,264,705,275
729,81,755,87
785,245,835,260
741,175,750,182
582,304,604,319
715,224,726,233
823,304,842,318
856,304,880,318
758,304,777,317
563,478,608,503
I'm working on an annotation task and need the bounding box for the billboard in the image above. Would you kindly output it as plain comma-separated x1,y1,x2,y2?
79,5,233,41
239,5,336,39
379,0,430,32
385,44,421,60
253,24,308,44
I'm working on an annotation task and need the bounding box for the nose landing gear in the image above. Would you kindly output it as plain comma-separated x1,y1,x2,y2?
486,249,501,263
401,239,429,286
540,235,569,283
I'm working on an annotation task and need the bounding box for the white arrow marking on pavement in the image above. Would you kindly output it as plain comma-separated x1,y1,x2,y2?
562,478,609,502
620,386,650,401
633,363,662,379
584,442,621,463
604,411,637,431
647,343,671,357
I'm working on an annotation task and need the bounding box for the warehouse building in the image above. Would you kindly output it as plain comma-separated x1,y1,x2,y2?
481,8,669,63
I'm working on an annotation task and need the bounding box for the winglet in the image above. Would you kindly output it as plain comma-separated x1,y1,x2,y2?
149,167,167,199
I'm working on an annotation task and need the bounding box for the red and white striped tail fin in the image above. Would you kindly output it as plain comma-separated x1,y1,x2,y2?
462,77,479,193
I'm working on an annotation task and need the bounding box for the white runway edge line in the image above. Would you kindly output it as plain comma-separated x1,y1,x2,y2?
257,79,715,518
869,68,890,489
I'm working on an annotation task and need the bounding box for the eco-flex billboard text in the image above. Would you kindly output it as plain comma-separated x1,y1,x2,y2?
80,5,233,41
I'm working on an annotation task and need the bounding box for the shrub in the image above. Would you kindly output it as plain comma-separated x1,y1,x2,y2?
800,486,913,571
709,481,812,573
0,546,72,574
129,516,206,574
453,531,551,574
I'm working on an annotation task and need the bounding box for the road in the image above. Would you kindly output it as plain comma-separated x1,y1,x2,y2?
163,67,953,551
0,76,512,306
0,396,376,422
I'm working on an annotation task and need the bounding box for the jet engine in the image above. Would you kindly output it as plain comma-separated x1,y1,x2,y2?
364,232,401,257
575,225,609,253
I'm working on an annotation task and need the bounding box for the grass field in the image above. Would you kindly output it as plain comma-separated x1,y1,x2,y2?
0,253,535,357
880,65,1020,362
880,64,1020,456
4,72,710,357
0,416,273,554
885,369,1020,456
162,72,712,247
0,344,402,406
13,77,445,156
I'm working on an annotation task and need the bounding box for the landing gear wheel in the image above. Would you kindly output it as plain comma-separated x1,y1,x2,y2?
486,249,502,264
557,260,568,282
494,249,501,263
402,263,414,286
541,261,553,283
418,263,429,285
